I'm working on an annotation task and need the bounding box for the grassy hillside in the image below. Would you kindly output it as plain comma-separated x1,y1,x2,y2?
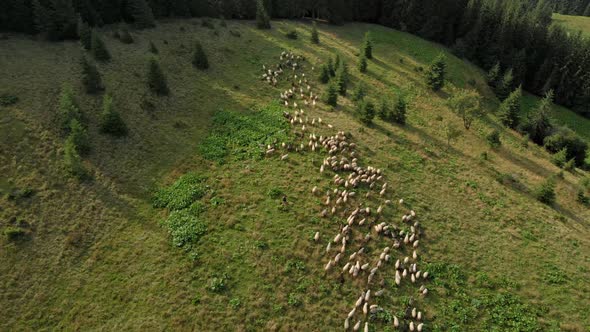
553,13,590,37
1,19,589,331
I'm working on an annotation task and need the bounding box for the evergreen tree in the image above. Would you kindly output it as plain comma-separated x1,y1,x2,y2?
426,53,446,91
522,90,554,144
487,62,500,88
256,0,271,29
498,86,522,129
118,26,134,44
80,55,103,94
378,98,391,121
68,118,90,154
327,58,336,77
358,100,375,125
147,57,169,95
311,21,319,44
534,177,556,205
77,16,91,50
352,83,366,102
362,31,373,59
584,2,590,16
192,41,209,70
128,0,156,29
149,41,159,54
319,64,330,84
334,54,341,72
33,0,77,40
358,54,368,73
324,82,338,107
91,31,110,61
496,68,514,101
64,134,87,179
392,95,408,125
335,63,348,96
58,85,81,134
100,94,128,137
551,148,568,168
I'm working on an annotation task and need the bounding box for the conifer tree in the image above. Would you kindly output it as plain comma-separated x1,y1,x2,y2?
256,0,271,29
378,98,391,121
64,134,87,179
118,26,134,44
80,56,103,94
58,85,82,134
319,64,330,84
496,68,514,101
77,16,91,50
362,31,373,59
192,41,209,69
487,62,500,88
128,0,155,29
311,21,319,44
69,118,90,154
149,41,158,54
392,95,408,125
324,82,338,107
335,64,348,96
358,54,368,73
426,53,446,91
352,83,366,102
498,86,522,129
147,57,169,95
100,94,128,137
328,58,336,77
584,2,590,16
91,31,110,61
522,90,554,144
358,100,375,125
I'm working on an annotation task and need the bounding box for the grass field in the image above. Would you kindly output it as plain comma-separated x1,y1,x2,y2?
1,19,589,331
553,13,590,37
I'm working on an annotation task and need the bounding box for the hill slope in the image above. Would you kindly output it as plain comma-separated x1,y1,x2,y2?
1,19,589,331
553,13,590,37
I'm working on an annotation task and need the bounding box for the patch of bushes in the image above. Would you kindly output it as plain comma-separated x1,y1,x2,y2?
164,209,207,249
152,173,207,210
100,94,128,137
4,227,28,240
285,30,298,39
117,27,134,44
201,18,215,29
0,93,18,106
208,275,228,293
267,187,284,199
486,129,501,148
544,126,587,167
550,148,567,168
534,178,556,205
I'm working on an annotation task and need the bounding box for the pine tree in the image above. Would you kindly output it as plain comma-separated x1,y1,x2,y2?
147,57,169,95
487,62,500,88
128,0,156,29
378,98,391,121
426,53,446,91
319,64,330,84
362,31,373,59
64,134,87,179
498,86,521,129
358,100,375,125
522,90,554,144
352,83,366,102
584,2,590,16
91,31,110,61
327,58,336,77
118,26,134,44
68,118,90,154
334,54,341,72
33,0,77,40
80,56,103,94
496,68,514,101
149,41,159,54
58,85,81,134
311,21,319,44
192,41,209,69
392,95,408,125
358,54,368,73
256,0,271,29
100,94,128,137
335,64,348,96
324,82,338,107
77,16,91,50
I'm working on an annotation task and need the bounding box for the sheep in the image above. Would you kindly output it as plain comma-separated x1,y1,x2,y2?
361,263,369,270
334,233,342,243
409,321,415,331
314,232,320,241
349,252,357,261
411,273,416,283
364,322,369,332
364,289,371,302
393,316,399,328
399,199,404,205
413,250,418,260
345,318,350,330
412,308,417,318
343,262,351,272
413,240,420,248
423,271,429,279
281,154,289,160
404,256,410,264
417,323,424,332
324,259,333,271
353,320,361,331
402,269,408,278
395,259,400,269
348,307,357,318
326,242,331,253
335,253,342,263
421,288,428,296
417,311,422,321
355,295,364,307
363,302,368,315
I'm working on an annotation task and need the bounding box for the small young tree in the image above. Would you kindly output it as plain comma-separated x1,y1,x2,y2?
147,57,169,95
534,178,556,205
328,58,336,77
358,100,375,125
64,135,86,179
496,68,514,101
192,41,209,70
392,95,407,125
69,118,90,154
319,64,330,84
378,98,391,121
80,56,103,94
100,94,128,137
486,129,501,148
358,54,368,73
311,21,319,44
128,0,156,29
334,54,341,72
487,62,500,88
443,122,462,149
498,86,522,129
256,0,271,29
149,41,158,54
551,148,568,168
335,64,348,96
521,90,554,144
77,16,91,50
352,83,366,102
58,85,82,134
324,82,338,107
447,89,481,130
362,31,373,59
91,30,110,61
118,26,134,44
426,53,446,91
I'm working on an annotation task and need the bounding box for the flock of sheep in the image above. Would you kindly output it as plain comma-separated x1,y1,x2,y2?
260,51,430,331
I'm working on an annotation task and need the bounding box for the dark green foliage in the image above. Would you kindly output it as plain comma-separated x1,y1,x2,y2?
486,129,501,148
498,87,521,129
91,30,110,61
487,62,500,88
255,0,271,29
551,148,568,168
392,95,408,125
534,178,556,205
100,95,128,137
496,68,514,101
118,27,134,44
201,18,214,29
0,94,18,106
57,85,81,134
585,3,590,16
334,64,348,96
319,65,330,84
352,83,366,102
285,29,297,39
68,118,90,154
149,41,158,54
267,187,284,199
128,0,155,29
33,0,77,40
64,134,87,179
378,98,390,121
362,31,373,59
447,89,481,130
80,56,103,94
544,126,588,167
327,58,335,77
4,227,28,241
164,210,207,249
324,82,338,107
333,54,341,72
77,16,91,49
192,41,209,70
147,57,169,96
199,105,293,163
577,189,589,205
358,54,368,73
520,90,554,145
426,53,446,91
311,21,319,44
357,100,375,125
153,173,207,210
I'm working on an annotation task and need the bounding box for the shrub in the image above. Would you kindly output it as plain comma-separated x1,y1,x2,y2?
498,87,522,129
118,27,134,44
324,82,338,107
267,187,284,199
486,129,501,148
426,53,446,91
335,64,348,96
319,64,330,84
362,31,373,59
327,58,335,77
577,189,589,205
77,17,91,50
91,30,110,61
551,148,567,168
152,173,207,210
69,118,90,154
164,209,207,249
147,57,169,95
148,41,158,54
100,95,128,137
563,158,576,172
64,135,87,179
392,95,407,125
358,100,375,125
192,41,209,70
255,0,271,29
201,18,214,29
311,21,319,44
57,85,82,134
352,83,366,102
208,276,227,293
4,227,27,240
520,90,554,145
378,98,391,121
534,178,556,205
358,54,368,73
447,88,481,130
128,0,156,28
285,29,297,39
544,126,587,167
229,29,241,37
80,55,103,94
443,122,462,149
0,93,18,106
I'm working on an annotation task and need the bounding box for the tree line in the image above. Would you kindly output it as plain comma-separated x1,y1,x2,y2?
1,0,589,116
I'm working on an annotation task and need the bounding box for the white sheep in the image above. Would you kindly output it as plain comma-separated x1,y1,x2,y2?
363,302,368,315
364,322,369,332
281,154,289,160
324,259,333,271
353,320,361,331
345,318,350,330
417,323,424,332
364,289,371,302
314,232,320,241
409,321,415,331
393,316,399,328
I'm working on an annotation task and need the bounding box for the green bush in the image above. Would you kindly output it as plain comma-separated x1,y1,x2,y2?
57,85,82,134
426,53,446,91
192,41,209,70
118,27,134,44
324,83,338,107
64,135,87,179
577,189,589,205
358,100,375,125
392,95,407,125
0,93,18,106
100,95,128,137
319,64,330,84
91,30,110,61
285,30,297,39
267,187,284,199
551,148,567,168
358,54,368,73
208,276,227,292
80,56,103,94
4,227,27,240
164,210,207,249
147,57,169,95
544,126,588,167
153,173,207,210
534,178,556,205
352,83,366,102
311,21,319,44
68,118,90,154
486,129,501,148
